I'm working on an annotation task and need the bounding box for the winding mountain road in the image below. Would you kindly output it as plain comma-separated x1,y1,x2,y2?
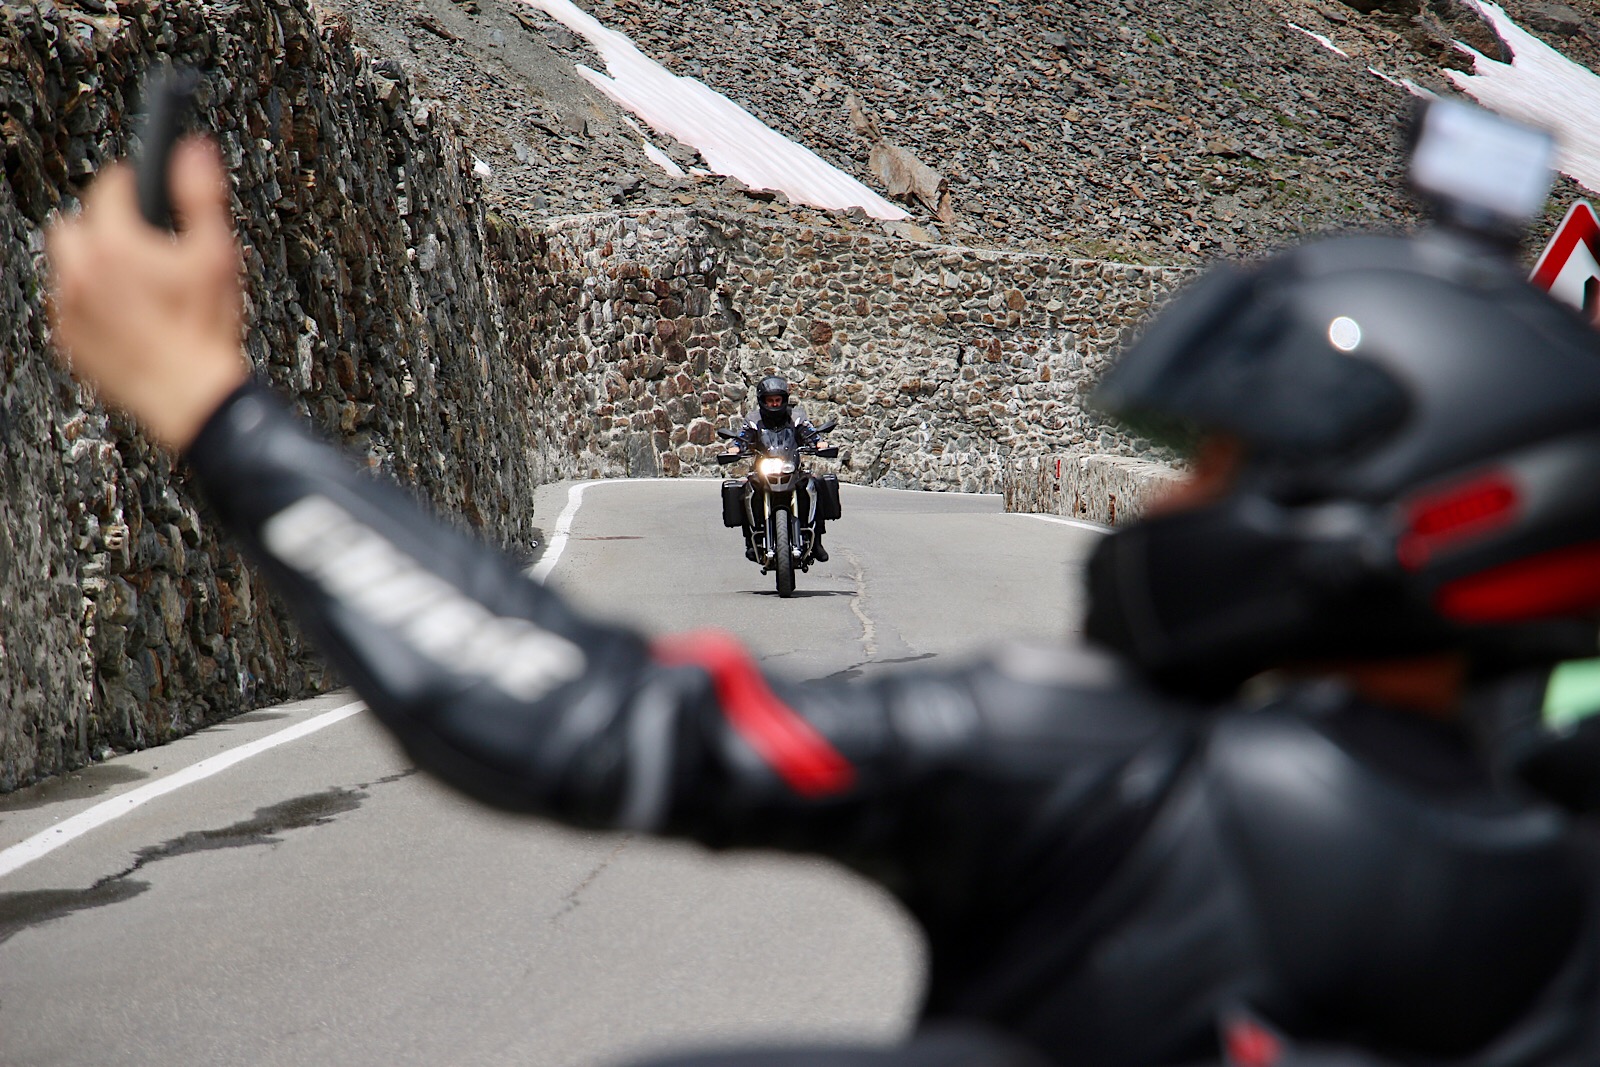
0,480,1103,1067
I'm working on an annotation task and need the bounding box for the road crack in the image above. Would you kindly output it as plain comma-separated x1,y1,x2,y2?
843,548,878,660
548,836,631,924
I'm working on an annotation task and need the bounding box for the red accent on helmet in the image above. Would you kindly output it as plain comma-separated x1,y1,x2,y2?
653,631,855,796
1435,541,1600,623
1222,1017,1282,1067
1397,473,1519,569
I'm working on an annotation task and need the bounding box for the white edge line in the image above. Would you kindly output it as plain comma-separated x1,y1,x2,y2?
529,479,601,583
526,477,732,582
1024,513,1113,534
0,700,365,881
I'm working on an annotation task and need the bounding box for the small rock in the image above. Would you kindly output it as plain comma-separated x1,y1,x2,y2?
1521,0,1587,35
410,13,457,41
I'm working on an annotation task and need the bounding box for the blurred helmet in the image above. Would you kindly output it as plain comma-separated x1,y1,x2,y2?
1086,230,1600,695
757,375,791,427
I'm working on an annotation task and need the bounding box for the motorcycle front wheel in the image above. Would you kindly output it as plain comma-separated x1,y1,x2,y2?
773,508,795,598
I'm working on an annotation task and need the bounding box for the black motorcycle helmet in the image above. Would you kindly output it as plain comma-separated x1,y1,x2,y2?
1085,229,1600,696
757,375,792,428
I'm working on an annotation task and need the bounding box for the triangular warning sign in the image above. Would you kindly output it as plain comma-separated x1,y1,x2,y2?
1530,200,1600,323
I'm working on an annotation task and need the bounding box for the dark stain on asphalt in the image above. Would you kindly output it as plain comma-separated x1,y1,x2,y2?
0,769,417,946
821,652,939,681
750,588,857,598
549,837,631,925
0,764,151,814
0,879,152,947
227,710,291,724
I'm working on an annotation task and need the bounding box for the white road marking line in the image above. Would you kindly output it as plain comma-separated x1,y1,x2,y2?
528,478,726,582
1023,513,1112,534
0,700,365,881
529,479,602,583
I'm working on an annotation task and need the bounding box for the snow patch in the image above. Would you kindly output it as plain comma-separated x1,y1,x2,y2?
516,0,909,219
620,114,686,177
1366,65,1437,97
1287,22,1348,58
1448,0,1600,194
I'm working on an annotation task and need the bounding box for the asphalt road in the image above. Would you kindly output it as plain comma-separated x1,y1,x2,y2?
0,479,1104,1067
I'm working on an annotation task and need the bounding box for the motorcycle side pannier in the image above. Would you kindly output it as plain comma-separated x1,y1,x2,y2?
721,480,746,528
818,474,842,521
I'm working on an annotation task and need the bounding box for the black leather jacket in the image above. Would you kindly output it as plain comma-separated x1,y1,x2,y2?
744,404,819,439
187,384,1600,1067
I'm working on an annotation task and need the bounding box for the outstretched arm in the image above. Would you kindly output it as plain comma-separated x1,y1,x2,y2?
45,141,1182,902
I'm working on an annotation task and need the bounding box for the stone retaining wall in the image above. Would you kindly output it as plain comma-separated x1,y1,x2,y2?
497,208,1190,493
1,0,1186,791
1003,453,1186,526
0,0,539,790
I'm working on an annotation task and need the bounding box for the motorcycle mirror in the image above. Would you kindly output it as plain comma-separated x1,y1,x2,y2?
135,65,201,232
716,428,743,441
814,419,839,434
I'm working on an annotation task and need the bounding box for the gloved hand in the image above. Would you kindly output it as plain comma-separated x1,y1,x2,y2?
46,137,249,451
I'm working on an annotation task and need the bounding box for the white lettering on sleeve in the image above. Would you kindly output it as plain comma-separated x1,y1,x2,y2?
262,496,588,702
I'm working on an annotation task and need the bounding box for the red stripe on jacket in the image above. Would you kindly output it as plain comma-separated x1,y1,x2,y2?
653,631,855,797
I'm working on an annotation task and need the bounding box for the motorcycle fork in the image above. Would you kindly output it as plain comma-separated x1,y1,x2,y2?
757,489,796,571
798,479,817,548
743,480,761,541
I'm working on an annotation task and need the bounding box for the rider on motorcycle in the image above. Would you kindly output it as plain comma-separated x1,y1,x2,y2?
46,125,1600,1066
724,375,832,562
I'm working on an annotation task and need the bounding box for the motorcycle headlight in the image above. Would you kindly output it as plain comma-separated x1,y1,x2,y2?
758,458,795,477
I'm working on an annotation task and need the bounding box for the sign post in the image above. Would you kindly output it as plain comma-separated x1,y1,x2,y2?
1530,200,1600,325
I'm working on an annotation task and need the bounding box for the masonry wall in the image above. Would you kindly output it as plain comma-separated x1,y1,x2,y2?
496,208,1189,492
2,0,1183,792
0,0,540,789
1004,453,1185,527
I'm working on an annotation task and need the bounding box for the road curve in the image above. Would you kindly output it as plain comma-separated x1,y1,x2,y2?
0,479,1104,1067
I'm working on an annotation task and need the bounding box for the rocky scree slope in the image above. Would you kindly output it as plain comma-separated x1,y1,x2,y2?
328,0,1600,264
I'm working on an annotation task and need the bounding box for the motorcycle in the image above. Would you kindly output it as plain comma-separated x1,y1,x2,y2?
716,419,841,597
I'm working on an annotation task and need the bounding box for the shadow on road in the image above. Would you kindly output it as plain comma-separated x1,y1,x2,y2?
748,589,858,598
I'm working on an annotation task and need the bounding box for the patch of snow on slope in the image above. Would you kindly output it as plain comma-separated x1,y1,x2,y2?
620,114,686,177
1287,23,1348,58
516,0,909,219
1448,0,1600,193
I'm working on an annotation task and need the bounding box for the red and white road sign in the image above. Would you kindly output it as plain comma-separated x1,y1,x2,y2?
1530,200,1600,323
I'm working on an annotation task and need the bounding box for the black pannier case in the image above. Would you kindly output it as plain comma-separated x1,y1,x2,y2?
721,480,746,527
818,474,842,521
